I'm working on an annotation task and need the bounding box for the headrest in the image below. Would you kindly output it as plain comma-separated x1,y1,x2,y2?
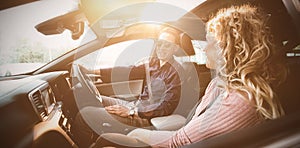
179,33,195,56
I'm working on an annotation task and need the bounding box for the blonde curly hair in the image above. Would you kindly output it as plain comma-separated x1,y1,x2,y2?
206,4,286,119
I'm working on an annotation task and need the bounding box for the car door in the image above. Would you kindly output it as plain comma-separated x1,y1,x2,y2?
75,39,154,102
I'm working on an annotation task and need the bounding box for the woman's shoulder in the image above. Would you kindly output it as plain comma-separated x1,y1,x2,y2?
204,78,253,106
225,89,254,107
204,77,221,92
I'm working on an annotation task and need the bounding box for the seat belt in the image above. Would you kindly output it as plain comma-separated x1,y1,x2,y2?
145,60,153,100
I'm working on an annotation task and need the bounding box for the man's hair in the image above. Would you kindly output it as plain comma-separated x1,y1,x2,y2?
158,27,180,45
206,4,287,119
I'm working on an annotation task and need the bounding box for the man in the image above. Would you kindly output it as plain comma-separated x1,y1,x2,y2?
71,27,184,147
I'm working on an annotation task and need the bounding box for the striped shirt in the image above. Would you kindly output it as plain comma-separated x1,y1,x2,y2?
153,78,264,147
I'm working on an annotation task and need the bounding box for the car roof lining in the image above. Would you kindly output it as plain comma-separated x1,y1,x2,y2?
0,0,38,10
191,0,300,47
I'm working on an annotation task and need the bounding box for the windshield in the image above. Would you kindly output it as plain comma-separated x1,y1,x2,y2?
0,0,94,77
0,0,208,77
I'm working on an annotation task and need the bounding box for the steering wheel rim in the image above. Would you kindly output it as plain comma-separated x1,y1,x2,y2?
72,64,102,103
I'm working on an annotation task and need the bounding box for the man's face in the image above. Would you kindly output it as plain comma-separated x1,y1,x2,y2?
156,32,176,61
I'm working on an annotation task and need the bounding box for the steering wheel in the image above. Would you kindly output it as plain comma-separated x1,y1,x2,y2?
71,64,103,103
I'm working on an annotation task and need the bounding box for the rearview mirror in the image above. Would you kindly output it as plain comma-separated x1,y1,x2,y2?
66,22,85,40
35,10,86,40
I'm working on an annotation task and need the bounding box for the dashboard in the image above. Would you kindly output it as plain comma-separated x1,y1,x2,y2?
0,71,77,147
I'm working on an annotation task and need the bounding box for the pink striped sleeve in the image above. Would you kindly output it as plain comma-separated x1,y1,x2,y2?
155,91,264,148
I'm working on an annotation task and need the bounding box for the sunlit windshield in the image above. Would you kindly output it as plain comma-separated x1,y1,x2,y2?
0,0,207,77
0,0,91,77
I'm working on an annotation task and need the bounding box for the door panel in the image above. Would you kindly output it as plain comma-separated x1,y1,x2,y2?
96,79,143,101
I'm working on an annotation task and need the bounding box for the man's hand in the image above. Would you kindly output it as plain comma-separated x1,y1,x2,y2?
105,105,130,118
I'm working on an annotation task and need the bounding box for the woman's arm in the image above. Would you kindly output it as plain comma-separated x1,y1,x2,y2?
155,91,263,147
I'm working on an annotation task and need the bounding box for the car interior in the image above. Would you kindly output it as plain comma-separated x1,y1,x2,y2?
0,0,299,147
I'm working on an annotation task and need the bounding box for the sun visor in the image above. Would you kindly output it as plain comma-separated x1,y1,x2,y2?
79,0,154,25
79,0,206,40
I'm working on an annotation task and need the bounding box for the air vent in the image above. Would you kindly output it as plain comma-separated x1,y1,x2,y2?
31,91,47,120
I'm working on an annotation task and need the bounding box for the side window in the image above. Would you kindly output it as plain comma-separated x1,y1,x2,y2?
174,40,207,65
190,40,207,65
75,39,155,70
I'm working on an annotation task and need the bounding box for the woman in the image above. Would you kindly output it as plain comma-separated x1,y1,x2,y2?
95,4,287,148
